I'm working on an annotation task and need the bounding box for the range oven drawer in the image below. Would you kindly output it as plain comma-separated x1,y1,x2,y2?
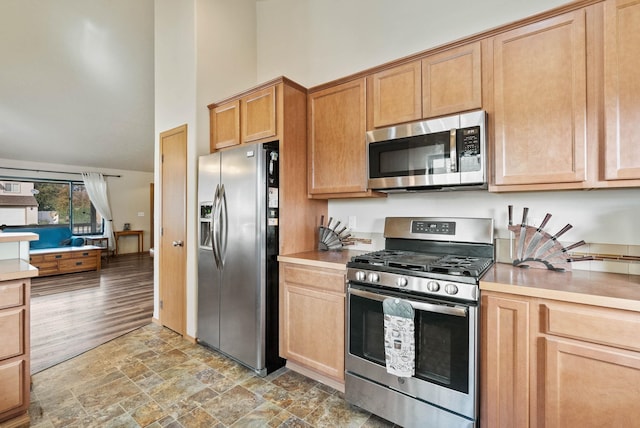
346,372,475,428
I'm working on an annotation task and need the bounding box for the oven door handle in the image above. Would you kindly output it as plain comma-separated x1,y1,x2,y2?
349,287,468,317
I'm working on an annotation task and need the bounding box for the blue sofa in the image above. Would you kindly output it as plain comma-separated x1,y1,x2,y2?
6,226,85,250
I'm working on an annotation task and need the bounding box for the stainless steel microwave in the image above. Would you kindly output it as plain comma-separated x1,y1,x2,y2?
367,110,487,192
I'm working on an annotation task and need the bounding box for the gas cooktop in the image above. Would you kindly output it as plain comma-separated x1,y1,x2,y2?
349,250,493,278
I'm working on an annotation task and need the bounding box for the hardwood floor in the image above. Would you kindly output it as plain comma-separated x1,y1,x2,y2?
30,253,154,374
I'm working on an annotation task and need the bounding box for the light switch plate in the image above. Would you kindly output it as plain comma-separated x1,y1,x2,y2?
137,212,144,217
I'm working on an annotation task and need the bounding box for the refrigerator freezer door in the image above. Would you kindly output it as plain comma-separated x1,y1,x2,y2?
197,153,221,349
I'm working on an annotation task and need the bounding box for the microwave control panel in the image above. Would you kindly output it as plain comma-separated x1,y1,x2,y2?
458,126,481,172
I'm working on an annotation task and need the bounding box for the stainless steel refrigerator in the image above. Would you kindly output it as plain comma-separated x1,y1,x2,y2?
197,141,283,376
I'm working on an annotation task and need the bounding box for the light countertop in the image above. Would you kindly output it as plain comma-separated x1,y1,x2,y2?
0,232,39,243
0,259,39,281
278,249,366,270
481,262,640,312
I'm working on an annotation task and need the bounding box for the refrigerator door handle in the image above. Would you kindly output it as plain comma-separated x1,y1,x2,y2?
219,183,228,266
212,184,222,269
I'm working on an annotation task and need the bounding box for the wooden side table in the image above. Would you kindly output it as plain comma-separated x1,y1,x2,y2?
113,230,143,255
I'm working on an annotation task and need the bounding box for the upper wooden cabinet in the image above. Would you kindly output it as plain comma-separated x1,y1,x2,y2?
422,42,482,118
209,86,277,151
603,0,640,182
308,78,380,198
207,78,327,255
368,61,422,128
210,100,240,150
366,42,482,129
241,86,277,143
490,10,589,188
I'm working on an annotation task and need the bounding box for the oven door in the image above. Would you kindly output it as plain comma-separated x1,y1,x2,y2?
346,284,478,420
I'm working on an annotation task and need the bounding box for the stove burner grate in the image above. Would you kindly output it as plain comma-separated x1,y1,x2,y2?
350,251,493,278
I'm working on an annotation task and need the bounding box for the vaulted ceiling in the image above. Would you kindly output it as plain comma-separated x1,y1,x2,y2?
0,0,155,173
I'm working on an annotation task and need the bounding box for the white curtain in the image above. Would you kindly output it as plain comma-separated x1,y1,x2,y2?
82,172,114,250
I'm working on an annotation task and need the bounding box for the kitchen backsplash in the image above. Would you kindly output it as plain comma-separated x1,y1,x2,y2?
347,233,640,276
495,238,640,276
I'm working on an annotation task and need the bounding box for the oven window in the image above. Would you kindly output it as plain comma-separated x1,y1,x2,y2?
369,131,451,178
349,292,470,394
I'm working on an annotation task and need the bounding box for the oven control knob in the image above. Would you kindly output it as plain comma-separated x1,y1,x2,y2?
355,271,366,281
445,283,459,295
396,277,408,287
368,272,380,283
427,281,440,292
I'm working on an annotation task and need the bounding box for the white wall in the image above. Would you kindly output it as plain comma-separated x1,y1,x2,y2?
155,0,257,337
196,0,257,155
256,0,570,87
253,0,640,249
329,189,640,246
0,158,153,253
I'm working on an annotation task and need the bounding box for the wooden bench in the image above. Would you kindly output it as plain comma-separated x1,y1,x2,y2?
29,246,102,277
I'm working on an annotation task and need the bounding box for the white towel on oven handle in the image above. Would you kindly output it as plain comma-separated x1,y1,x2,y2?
383,297,415,378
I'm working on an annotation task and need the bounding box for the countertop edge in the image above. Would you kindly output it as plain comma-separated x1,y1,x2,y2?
278,250,365,270
481,263,640,312
0,259,39,281
480,280,640,312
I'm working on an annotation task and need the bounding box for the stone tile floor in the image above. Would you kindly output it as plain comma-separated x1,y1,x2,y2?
28,323,398,427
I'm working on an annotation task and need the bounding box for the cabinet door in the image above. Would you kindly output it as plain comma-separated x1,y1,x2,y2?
242,86,277,143
492,10,588,186
0,360,27,416
422,42,482,118
368,61,422,128
481,293,530,428
540,337,640,427
210,100,240,151
280,283,345,381
308,79,368,196
603,0,640,181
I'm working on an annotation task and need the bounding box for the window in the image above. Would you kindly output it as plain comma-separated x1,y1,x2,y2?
0,179,103,234
1,182,20,193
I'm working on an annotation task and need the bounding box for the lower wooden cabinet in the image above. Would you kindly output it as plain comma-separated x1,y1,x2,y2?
0,279,30,424
481,290,640,427
279,261,346,389
29,248,101,276
481,293,531,428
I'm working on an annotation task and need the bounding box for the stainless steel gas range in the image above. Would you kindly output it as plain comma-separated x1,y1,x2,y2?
345,217,494,428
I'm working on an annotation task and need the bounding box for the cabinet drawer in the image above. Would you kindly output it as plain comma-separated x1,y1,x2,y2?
71,250,98,259
59,258,97,271
282,264,345,293
0,308,25,360
43,252,72,261
0,281,25,310
540,302,640,352
0,359,26,414
29,254,44,263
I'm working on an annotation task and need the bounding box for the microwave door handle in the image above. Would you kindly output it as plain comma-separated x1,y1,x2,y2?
449,128,457,172
349,287,468,317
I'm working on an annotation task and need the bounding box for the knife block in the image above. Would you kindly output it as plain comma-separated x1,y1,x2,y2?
318,226,343,251
508,224,573,272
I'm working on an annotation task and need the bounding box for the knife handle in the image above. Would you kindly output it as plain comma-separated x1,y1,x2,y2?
538,213,552,230
552,224,573,240
320,215,324,227
508,205,513,226
521,207,529,225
